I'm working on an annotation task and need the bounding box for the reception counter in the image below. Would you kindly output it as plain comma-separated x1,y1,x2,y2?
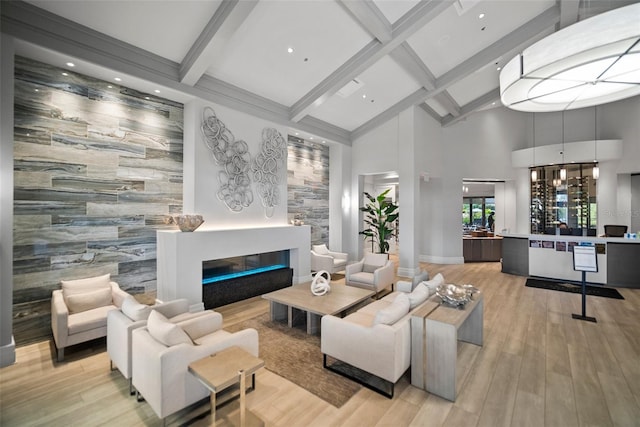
501,234,640,288
463,236,502,262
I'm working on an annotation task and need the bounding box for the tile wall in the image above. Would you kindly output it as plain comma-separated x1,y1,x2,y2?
12,57,184,344
287,135,329,245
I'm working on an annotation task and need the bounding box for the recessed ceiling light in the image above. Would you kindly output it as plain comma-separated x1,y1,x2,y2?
295,132,299,136
362,94,367,99
66,62,75,67
145,97,150,100
34,89,38,92
62,72,68,76
310,137,314,140
287,47,294,54
496,66,501,71
154,89,160,93
478,13,485,19
322,140,326,144
107,85,113,89
114,77,122,82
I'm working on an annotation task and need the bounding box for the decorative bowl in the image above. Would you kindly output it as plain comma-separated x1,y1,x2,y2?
436,283,477,308
167,214,204,232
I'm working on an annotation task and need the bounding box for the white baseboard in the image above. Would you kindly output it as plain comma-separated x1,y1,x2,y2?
0,336,16,367
397,267,422,278
420,255,465,265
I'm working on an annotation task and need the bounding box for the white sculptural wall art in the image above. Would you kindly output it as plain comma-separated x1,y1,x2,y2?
200,107,254,212
252,128,287,218
200,107,286,217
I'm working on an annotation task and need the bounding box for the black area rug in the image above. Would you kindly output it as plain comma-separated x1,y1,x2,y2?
525,278,624,299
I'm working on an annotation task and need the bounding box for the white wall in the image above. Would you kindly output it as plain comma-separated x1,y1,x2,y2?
184,99,290,229
351,96,640,262
329,143,352,253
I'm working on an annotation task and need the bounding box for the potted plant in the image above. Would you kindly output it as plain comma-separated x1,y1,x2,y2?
359,188,399,254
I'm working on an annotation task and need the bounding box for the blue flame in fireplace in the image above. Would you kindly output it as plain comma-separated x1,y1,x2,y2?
202,264,288,285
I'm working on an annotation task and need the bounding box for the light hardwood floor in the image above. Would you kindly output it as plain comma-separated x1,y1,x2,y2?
1,262,640,426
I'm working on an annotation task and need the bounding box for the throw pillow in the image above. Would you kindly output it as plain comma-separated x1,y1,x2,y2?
363,264,379,273
65,287,113,313
147,310,193,347
420,273,445,296
373,293,410,325
408,283,430,309
312,244,329,255
61,273,111,294
121,296,151,322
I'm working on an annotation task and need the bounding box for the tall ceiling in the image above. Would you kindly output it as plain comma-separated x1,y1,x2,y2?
2,0,637,145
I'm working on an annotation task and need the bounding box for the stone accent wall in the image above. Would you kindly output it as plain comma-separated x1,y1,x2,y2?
13,57,183,344
287,135,329,245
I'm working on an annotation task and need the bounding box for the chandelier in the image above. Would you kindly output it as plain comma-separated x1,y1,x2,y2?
500,3,640,112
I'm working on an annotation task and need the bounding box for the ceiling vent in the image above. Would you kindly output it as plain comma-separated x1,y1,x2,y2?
336,78,364,98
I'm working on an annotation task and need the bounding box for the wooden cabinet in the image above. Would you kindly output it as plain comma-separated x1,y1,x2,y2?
463,237,502,262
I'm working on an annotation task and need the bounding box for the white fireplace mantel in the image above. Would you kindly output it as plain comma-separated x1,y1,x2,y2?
156,225,311,310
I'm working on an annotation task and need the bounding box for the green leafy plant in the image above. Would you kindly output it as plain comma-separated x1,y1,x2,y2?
359,188,399,254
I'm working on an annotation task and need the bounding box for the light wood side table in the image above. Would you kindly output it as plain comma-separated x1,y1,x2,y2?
410,293,484,401
188,346,264,426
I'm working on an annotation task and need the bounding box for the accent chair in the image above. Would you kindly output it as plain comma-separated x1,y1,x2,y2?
310,244,348,274
345,253,395,297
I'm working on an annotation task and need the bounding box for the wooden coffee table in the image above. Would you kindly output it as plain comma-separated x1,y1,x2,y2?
188,346,264,426
262,283,375,334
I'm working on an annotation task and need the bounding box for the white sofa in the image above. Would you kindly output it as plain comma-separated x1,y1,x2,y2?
310,244,348,274
107,297,207,394
345,253,395,297
51,273,130,362
132,310,259,422
321,273,445,397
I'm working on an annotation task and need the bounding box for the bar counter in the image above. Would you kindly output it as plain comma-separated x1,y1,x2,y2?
501,234,640,288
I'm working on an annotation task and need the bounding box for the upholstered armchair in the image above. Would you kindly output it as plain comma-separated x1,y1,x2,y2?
107,298,207,395
132,310,259,422
51,273,130,362
310,244,348,274
345,253,395,297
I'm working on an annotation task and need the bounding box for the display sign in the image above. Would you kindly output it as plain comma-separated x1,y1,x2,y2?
573,245,598,272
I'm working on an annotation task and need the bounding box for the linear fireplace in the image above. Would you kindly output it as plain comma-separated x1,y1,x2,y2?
157,225,311,311
202,250,293,308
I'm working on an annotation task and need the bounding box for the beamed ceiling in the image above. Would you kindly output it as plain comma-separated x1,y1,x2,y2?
2,0,637,145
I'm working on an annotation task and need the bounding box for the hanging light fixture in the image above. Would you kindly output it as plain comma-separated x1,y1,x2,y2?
593,106,600,179
531,113,537,181
560,111,567,181
500,3,640,112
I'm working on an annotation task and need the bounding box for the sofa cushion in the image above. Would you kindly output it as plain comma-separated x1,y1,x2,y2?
363,263,379,273
65,287,113,314
169,311,202,323
147,310,192,347
312,244,329,255
121,296,151,321
349,271,375,285
68,305,116,334
343,311,376,327
373,293,410,325
408,283,430,309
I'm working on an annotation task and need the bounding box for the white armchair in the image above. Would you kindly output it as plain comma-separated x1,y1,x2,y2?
310,244,348,274
107,298,207,395
51,273,130,362
345,253,395,297
132,310,259,422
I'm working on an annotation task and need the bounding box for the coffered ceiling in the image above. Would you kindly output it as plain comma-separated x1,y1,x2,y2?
2,0,636,145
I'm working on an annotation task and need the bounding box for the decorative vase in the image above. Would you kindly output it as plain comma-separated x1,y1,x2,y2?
167,214,204,232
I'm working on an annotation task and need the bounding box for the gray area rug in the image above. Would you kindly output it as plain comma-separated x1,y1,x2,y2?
226,312,361,408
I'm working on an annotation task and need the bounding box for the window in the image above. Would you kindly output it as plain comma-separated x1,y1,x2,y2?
463,197,495,229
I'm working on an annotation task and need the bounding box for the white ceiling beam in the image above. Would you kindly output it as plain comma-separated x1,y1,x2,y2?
352,5,560,137
289,0,455,122
442,88,501,127
434,92,461,117
337,0,392,43
418,103,443,123
559,0,580,29
389,42,435,91
180,0,258,86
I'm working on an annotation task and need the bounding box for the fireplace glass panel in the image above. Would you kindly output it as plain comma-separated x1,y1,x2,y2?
202,250,290,284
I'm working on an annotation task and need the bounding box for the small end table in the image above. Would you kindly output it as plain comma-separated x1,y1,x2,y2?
188,346,264,426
